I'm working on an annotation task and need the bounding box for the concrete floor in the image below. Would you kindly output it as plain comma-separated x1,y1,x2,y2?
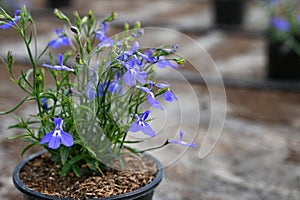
0,1,300,200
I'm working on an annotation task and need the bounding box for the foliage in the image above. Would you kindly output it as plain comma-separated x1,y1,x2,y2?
0,6,195,176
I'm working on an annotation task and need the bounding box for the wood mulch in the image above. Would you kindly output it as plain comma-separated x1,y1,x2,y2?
20,153,158,199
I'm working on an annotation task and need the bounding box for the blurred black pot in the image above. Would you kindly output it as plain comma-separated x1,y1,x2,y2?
213,0,245,29
267,41,300,81
48,0,71,8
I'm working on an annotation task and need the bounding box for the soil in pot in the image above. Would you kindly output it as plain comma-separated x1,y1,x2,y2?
18,152,160,199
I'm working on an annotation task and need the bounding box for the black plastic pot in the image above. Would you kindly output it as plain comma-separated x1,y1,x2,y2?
213,0,245,28
13,151,163,200
267,41,300,81
48,0,71,8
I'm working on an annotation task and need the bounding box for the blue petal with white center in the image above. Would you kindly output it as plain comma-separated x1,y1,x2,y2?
40,118,74,149
129,110,155,137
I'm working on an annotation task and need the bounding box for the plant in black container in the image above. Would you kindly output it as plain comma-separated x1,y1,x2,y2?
262,0,300,80
213,0,245,28
48,0,71,8
0,6,196,200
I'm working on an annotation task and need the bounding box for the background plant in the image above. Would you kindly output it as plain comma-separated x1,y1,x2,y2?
0,6,195,176
258,0,300,54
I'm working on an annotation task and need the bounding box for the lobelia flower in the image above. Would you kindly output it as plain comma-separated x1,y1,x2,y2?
129,110,155,137
155,82,178,102
139,49,178,68
41,97,48,110
0,9,21,29
156,57,178,69
168,131,196,148
109,75,124,95
48,29,70,49
42,53,74,72
136,85,164,110
271,16,290,32
40,118,74,149
123,58,147,86
96,22,114,48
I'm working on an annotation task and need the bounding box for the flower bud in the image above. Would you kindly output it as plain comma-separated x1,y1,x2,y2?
171,44,180,53
135,21,141,29
54,9,70,24
103,12,117,23
174,58,185,65
124,23,129,31
70,26,79,34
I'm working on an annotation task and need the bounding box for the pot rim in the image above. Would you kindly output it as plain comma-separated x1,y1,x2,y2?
13,150,163,200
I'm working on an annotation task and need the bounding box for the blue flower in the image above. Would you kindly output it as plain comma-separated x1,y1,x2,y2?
41,98,48,110
85,79,98,100
48,29,70,49
42,53,74,72
156,58,178,69
109,75,124,95
271,17,290,32
129,110,155,137
40,118,74,149
136,85,164,110
168,131,196,148
139,49,178,68
96,23,114,48
156,82,178,102
123,59,147,86
0,10,21,29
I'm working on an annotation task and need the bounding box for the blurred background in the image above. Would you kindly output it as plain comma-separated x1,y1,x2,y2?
0,0,300,200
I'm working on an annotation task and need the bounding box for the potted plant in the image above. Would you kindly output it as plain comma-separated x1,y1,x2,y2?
48,0,71,8
212,0,246,29
262,0,300,80
0,6,196,200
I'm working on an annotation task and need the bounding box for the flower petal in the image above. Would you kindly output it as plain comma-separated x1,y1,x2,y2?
129,122,141,132
123,71,135,86
48,134,61,149
141,124,156,137
40,131,54,144
60,131,74,147
148,93,164,110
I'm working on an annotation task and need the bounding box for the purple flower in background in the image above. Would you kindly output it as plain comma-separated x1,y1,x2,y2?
129,110,155,137
123,59,147,86
41,97,48,110
271,17,290,32
40,118,74,149
96,23,114,48
297,15,300,21
42,53,74,72
48,29,70,49
0,9,21,29
168,131,196,148
85,79,97,100
109,75,123,95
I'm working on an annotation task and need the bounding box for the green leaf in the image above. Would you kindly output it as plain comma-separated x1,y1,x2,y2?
60,147,69,165
21,142,39,156
8,133,31,140
61,155,85,176
72,165,82,177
